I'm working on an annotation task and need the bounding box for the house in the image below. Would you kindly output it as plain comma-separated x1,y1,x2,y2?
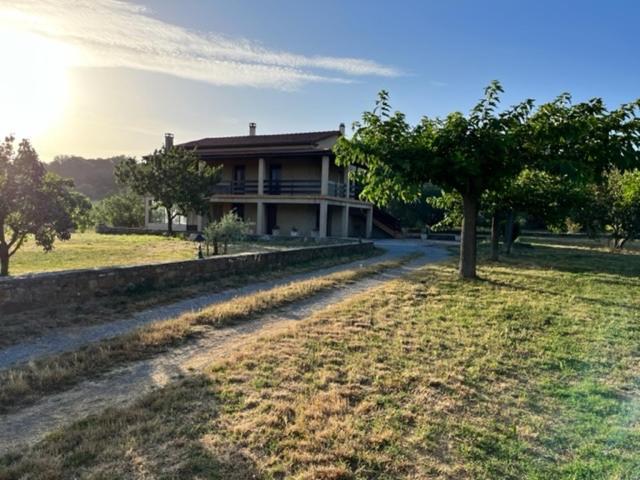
144,123,376,238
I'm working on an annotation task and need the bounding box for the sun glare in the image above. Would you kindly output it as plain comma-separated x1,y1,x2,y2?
0,26,75,140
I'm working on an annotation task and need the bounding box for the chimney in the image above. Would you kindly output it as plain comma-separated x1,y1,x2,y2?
249,122,257,136
164,133,174,149
339,123,346,135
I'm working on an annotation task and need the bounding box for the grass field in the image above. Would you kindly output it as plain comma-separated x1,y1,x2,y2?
10,232,197,275
9,232,342,276
2,242,640,478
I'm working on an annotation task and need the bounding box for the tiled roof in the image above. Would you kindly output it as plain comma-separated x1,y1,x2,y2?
178,131,340,150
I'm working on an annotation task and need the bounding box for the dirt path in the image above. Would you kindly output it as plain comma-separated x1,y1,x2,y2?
0,242,448,455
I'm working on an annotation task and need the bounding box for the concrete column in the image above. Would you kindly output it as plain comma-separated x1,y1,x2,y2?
365,207,373,239
342,165,350,198
321,155,330,196
319,201,328,238
258,158,265,195
341,205,349,237
256,201,265,235
197,214,203,231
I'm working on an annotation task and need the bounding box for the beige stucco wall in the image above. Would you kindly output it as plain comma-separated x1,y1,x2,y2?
206,155,343,184
271,204,318,236
265,157,321,181
207,158,259,182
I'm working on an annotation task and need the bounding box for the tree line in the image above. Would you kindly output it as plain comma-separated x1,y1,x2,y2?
335,82,640,278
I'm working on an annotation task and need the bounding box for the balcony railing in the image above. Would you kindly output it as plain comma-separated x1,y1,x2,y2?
264,180,321,195
210,181,259,195
209,180,361,198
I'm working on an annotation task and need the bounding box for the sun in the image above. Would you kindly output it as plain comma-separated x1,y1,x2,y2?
0,26,75,140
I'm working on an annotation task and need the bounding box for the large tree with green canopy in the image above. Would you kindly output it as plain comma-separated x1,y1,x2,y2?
0,136,92,276
337,83,640,278
335,81,533,278
116,144,221,234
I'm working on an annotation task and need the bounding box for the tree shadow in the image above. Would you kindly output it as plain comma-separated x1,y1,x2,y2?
481,276,639,313
0,375,265,479
486,242,640,279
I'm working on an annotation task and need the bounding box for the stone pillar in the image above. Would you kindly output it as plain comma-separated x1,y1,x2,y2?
256,201,265,235
365,207,373,239
319,201,328,238
341,204,349,237
258,157,265,195
197,214,203,231
321,155,330,196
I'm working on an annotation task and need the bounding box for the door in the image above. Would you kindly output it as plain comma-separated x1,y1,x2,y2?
233,165,246,193
266,204,278,233
268,164,281,194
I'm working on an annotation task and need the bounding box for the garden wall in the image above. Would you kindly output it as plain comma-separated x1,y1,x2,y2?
0,241,374,314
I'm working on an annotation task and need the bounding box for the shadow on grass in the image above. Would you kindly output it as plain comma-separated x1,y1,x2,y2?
481,242,640,279
0,375,264,479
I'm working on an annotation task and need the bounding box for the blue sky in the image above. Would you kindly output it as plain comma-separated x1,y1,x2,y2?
1,0,639,160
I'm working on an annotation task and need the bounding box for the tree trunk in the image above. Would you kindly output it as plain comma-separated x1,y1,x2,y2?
490,212,500,261
0,244,9,276
504,210,514,255
459,194,478,279
166,208,173,235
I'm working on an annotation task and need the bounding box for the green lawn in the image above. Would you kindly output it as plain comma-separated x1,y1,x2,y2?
9,232,340,276
10,232,197,275
2,242,640,478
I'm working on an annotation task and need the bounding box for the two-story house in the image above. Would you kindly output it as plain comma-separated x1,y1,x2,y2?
144,123,375,238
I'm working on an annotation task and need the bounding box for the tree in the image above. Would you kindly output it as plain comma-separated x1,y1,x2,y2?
92,189,145,228
575,169,640,250
336,82,533,278
203,212,249,255
116,145,221,234
0,136,92,276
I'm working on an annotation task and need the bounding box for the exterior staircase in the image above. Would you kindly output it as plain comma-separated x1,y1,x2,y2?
372,207,404,238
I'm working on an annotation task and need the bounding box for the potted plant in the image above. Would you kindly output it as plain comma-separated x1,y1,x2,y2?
271,225,281,236
290,227,299,237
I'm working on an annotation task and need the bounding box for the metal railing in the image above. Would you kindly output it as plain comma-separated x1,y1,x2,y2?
264,180,322,195
209,180,358,198
210,181,259,195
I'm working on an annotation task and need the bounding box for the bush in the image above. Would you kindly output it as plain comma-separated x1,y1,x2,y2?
92,190,145,228
203,212,250,255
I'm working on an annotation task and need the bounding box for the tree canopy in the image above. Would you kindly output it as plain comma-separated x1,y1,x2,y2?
116,145,221,234
0,136,92,276
336,83,640,278
336,81,533,278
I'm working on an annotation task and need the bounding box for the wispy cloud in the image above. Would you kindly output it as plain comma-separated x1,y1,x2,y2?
1,0,400,89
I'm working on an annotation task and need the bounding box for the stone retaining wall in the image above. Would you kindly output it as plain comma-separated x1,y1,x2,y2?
0,242,374,314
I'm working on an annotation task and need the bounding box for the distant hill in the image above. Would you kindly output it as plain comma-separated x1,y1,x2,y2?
46,156,126,200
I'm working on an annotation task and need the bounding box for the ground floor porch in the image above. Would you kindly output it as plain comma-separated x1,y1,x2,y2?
205,199,373,239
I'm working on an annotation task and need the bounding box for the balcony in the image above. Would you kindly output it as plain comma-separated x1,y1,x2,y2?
209,180,358,198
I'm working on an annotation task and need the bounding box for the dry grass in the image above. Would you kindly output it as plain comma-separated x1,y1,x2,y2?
2,242,639,479
0,248,381,348
0,255,415,414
